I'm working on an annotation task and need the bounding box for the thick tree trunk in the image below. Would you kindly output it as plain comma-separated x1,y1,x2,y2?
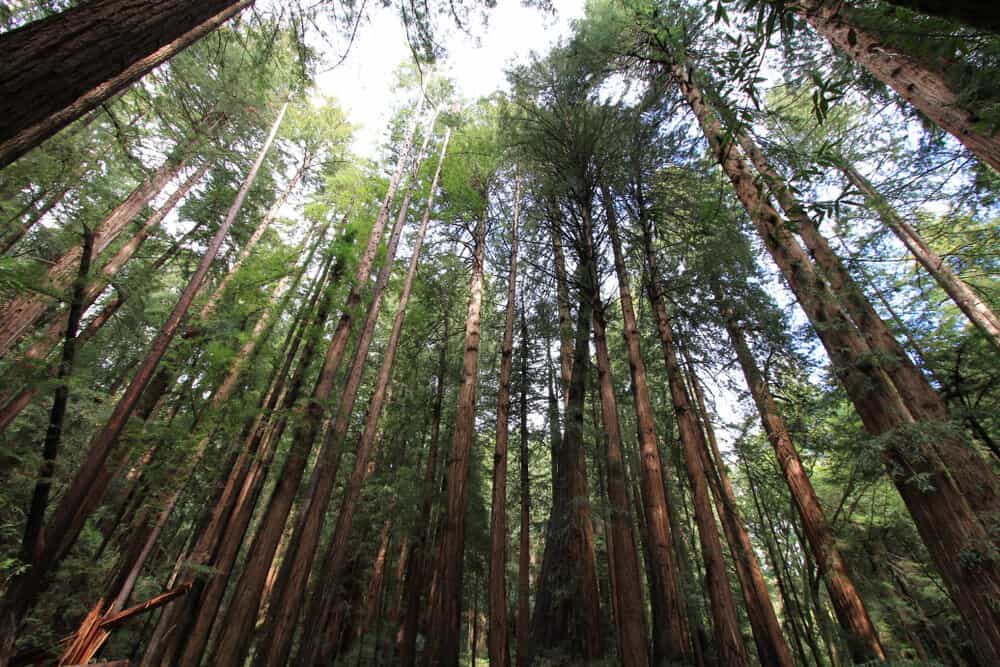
795,0,1000,172
672,62,1000,663
425,208,488,667
719,302,885,661
259,128,445,667
0,0,250,167
487,172,520,667
839,159,1000,351
0,128,210,358
0,103,284,665
605,187,691,664
516,305,532,667
684,358,796,667
200,109,419,667
591,296,650,667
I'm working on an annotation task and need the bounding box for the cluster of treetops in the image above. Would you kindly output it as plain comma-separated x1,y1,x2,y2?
0,0,998,665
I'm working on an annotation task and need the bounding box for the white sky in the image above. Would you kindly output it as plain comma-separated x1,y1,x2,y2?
314,0,585,156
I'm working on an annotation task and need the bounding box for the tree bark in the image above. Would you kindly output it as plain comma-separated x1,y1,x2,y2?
0,0,250,167
882,0,1000,33
199,109,419,667
605,186,692,664
516,303,532,667
487,171,520,667
839,159,1000,351
424,206,488,667
795,0,1000,172
671,61,1000,663
685,357,797,667
591,294,650,667
718,300,885,661
257,127,445,667
0,103,282,665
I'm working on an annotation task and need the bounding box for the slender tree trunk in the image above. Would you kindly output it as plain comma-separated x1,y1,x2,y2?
591,295,650,667
260,128,447,667
604,186,691,664
718,300,885,661
20,228,93,559
199,110,420,667
839,159,1000,350
684,358,795,667
0,186,70,254
0,103,283,665
547,198,574,404
516,304,532,667
672,61,1000,663
0,127,211,358
793,0,1000,172
425,205,488,667
0,0,250,167
488,172,521,667
397,310,450,667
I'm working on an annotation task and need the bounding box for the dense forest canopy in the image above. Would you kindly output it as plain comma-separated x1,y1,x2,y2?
0,0,998,665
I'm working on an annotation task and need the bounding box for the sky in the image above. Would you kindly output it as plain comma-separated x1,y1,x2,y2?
314,0,586,157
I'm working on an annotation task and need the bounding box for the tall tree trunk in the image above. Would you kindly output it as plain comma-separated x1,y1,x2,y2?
0,102,284,665
718,299,885,661
425,205,488,667
839,159,1000,350
0,186,70,254
397,309,450,667
684,358,796,667
197,109,420,667
488,171,521,667
671,61,1000,663
0,126,212,358
546,198,574,405
20,228,93,560
516,304,532,667
794,0,1000,172
604,186,691,664
0,0,250,167
259,128,447,667
591,295,650,667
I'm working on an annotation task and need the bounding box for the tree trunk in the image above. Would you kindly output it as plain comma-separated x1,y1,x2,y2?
0,102,283,665
839,159,1000,351
684,357,796,667
718,300,885,661
795,0,1000,172
0,185,70,254
591,295,651,667
0,0,250,167
516,305,531,667
424,206,488,667
200,109,419,667
605,186,691,664
0,126,211,358
672,61,1000,663
258,127,446,667
487,171,520,667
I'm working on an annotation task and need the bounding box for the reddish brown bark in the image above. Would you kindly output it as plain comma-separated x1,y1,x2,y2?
0,0,250,167
591,295,650,667
424,206,488,667
487,172,520,667
719,302,885,661
672,62,1000,662
604,186,691,664
794,0,1000,172
685,359,795,667
258,127,446,667
516,304,531,667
